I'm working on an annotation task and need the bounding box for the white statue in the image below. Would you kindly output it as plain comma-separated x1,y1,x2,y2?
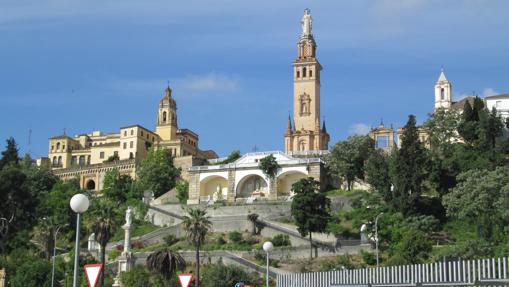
301,8,312,36
125,206,133,226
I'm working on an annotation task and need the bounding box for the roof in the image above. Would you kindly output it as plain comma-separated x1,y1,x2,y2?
437,69,447,82
484,93,509,100
49,135,74,140
451,96,475,110
119,124,155,133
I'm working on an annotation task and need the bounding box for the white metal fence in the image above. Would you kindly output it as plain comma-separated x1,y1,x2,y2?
277,257,509,287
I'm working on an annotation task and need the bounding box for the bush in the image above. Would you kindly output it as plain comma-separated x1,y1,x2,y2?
392,230,432,264
360,250,376,266
216,235,226,245
108,249,121,261
228,231,243,243
10,258,53,287
272,234,291,247
163,234,179,246
201,262,260,287
175,180,188,204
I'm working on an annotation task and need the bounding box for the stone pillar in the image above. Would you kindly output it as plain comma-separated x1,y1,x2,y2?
186,173,200,205
227,169,236,202
268,177,278,200
0,269,5,287
113,207,135,287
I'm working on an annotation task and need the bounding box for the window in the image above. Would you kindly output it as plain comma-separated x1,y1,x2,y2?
141,131,144,136
71,156,77,165
163,111,167,122
440,88,445,100
496,101,502,109
57,156,62,165
130,141,133,148
100,152,105,159
51,145,54,151
114,151,118,156
124,130,127,136
79,156,85,166
129,152,134,159
56,142,61,150
296,71,300,78
123,142,127,149
62,145,65,151
309,70,313,77
376,135,389,149
303,67,307,77
130,129,134,135
52,157,57,165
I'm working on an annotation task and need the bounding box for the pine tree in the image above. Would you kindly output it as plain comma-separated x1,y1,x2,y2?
0,137,20,170
391,115,428,215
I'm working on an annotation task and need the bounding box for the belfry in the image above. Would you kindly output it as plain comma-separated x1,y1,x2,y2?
285,9,329,153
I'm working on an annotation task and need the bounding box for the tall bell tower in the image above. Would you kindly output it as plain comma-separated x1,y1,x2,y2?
285,9,329,153
155,85,178,141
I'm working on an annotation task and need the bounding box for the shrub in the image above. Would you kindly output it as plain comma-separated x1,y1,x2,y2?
216,236,227,245
272,234,291,247
201,262,260,287
108,249,121,261
228,231,243,243
175,180,189,204
360,250,376,266
163,234,179,246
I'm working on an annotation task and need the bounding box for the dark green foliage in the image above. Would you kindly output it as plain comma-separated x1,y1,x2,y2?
201,261,260,287
326,135,375,190
360,250,377,266
175,180,189,204
391,115,429,215
137,148,181,198
0,137,20,170
258,154,280,179
391,230,432,264
291,177,331,258
104,153,120,163
102,169,134,204
146,248,186,280
9,257,53,287
163,234,179,246
120,265,170,287
272,234,291,247
182,208,212,287
228,231,242,243
219,149,241,164
365,150,391,201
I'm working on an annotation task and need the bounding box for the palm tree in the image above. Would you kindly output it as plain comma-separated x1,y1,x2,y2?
247,213,259,235
146,248,186,281
87,198,119,287
182,208,212,287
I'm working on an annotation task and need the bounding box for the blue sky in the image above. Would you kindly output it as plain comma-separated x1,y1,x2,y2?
1,0,508,158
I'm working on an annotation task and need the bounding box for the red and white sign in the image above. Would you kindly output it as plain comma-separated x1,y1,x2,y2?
178,273,193,287
84,264,104,287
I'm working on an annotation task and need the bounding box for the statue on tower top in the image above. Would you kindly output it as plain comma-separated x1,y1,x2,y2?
301,8,313,37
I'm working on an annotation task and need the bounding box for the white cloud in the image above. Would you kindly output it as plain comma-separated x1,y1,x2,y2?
349,123,371,136
174,72,240,93
482,88,499,97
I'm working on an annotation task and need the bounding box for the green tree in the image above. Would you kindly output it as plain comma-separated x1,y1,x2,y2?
425,108,461,154
290,177,331,259
182,208,212,287
137,148,181,198
201,261,260,287
9,257,53,287
0,137,20,170
120,265,169,287
86,198,120,287
365,150,392,202
175,180,189,204
443,167,509,241
102,169,134,204
146,248,185,282
391,230,432,264
258,154,280,179
391,115,429,215
326,135,374,190
219,149,241,164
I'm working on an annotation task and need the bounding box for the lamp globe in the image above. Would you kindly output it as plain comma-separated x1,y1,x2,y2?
263,241,274,252
70,194,90,213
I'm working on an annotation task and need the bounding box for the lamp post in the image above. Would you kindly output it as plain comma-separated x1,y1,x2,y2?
51,224,68,287
70,194,90,287
375,212,384,267
263,241,273,287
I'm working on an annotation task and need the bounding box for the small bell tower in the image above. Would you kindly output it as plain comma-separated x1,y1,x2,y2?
434,67,452,111
155,85,178,141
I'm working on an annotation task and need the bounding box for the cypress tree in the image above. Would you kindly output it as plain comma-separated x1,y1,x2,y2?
0,137,20,170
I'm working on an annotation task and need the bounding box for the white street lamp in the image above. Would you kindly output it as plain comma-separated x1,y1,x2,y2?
263,241,274,287
70,194,89,287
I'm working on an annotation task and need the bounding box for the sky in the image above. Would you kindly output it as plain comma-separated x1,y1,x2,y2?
1,0,508,158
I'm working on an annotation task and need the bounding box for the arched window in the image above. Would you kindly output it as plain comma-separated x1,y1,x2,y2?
309,70,313,77
52,157,57,165
299,141,306,151
163,111,167,122
303,67,307,77
440,88,445,100
56,142,60,150
57,156,62,165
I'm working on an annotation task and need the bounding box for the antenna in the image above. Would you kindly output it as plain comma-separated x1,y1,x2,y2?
27,127,32,156
63,128,67,135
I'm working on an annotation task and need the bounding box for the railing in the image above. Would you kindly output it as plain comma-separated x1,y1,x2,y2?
277,257,509,287
287,150,330,157
189,158,322,172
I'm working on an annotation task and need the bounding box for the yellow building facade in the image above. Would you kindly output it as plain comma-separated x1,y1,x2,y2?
42,85,217,191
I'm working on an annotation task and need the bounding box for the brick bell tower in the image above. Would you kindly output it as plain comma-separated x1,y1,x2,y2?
285,9,329,153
